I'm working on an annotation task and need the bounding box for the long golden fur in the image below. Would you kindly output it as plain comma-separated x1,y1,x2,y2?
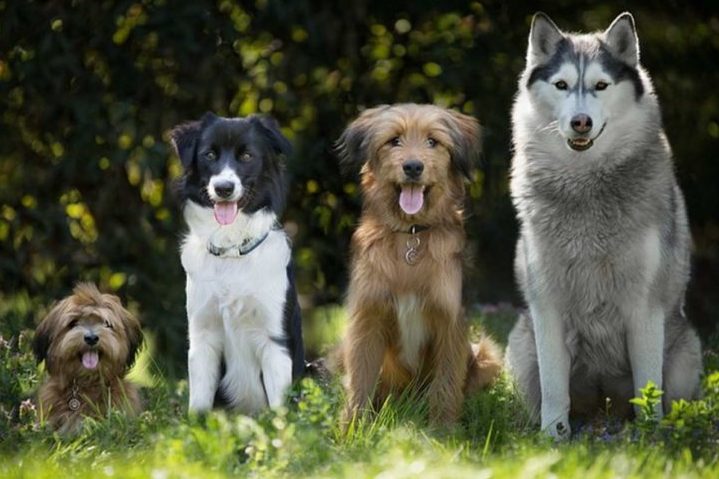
335,103,502,425
33,283,143,434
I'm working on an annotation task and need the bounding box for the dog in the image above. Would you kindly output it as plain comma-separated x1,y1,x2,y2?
33,283,143,434
506,12,702,440
335,103,502,426
170,112,304,415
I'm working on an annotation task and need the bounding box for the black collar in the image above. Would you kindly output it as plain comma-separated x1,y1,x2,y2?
207,223,281,257
401,224,430,234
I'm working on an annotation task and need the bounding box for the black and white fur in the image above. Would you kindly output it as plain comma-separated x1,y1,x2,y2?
171,112,304,414
507,13,702,440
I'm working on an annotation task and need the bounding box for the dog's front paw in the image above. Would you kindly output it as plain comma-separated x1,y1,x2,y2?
188,397,213,416
542,415,571,441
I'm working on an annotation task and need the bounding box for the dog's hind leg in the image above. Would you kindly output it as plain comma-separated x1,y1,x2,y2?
506,312,541,423
663,319,702,410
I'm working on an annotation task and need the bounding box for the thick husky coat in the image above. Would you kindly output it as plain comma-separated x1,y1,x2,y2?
171,113,304,415
506,13,702,439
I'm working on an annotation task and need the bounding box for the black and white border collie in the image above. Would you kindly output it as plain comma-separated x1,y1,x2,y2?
171,112,304,414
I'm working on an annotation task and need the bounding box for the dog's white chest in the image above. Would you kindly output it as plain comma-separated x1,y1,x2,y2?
395,294,428,370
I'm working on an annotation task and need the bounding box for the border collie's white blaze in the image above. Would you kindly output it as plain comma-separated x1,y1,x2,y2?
171,112,304,415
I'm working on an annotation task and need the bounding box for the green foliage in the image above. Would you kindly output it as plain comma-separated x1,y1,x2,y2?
2,311,718,476
629,380,664,436
0,331,40,445
1,1,717,374
626,373,719,456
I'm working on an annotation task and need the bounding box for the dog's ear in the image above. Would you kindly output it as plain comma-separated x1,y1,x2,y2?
170,112,217,169
335,106,388,174
528,12,564,64
33,299,68,367
604,12,639,66
444,110,481,180
33,317,51,365
124,312,143,370
252,116,293,157
103,294,143,370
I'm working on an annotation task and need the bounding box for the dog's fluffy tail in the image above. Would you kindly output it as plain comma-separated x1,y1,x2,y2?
465,335,503,394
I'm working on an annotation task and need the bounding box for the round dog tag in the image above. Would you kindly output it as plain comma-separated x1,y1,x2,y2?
68,397,81,411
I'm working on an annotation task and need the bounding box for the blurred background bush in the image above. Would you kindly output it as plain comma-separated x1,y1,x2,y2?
1,0,717,374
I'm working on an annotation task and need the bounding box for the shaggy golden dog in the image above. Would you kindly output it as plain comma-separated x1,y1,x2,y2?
335,103,502,425
33,283,143,434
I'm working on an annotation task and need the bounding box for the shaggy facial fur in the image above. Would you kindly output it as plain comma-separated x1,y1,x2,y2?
33,283,143,434
335,103,502,425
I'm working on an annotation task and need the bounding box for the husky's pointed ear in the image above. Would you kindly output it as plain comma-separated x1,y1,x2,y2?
604,12,639,66
335,106,387,174
253,116,293,157
528,12,564,63
443,110,481,181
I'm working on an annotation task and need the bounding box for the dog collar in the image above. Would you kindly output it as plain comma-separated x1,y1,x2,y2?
406,224,430,235
207,223,281,257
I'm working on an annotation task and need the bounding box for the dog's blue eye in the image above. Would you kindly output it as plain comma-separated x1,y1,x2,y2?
204,151,217,161
554,80,568,90
595,81,609,91
240,152,252,162
389,137,401,147
426,138,437,148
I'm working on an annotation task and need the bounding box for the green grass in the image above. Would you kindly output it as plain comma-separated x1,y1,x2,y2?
2,307,718,478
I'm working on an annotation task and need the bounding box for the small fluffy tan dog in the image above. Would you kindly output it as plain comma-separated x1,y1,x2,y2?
33,283,143,434
335,103,502,425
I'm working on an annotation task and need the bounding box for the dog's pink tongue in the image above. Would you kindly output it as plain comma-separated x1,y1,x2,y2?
82,351,99,370
399,185,424,215
213,202,239,225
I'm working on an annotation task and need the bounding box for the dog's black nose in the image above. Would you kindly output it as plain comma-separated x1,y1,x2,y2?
402,160,424,179
213,181,235,199
571,114,593,133
84,333,99,346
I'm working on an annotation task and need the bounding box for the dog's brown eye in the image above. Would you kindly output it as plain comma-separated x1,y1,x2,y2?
426,138,437,148
204,150,217,161
240,152,252,162
595,81,609,91
554,80,568,90
104,319,113,329
389,137,402,147
68,319,78,329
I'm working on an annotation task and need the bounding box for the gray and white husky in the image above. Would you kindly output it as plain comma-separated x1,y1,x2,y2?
506,12,702,440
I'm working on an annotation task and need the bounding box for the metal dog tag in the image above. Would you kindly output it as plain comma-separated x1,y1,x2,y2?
68,397,81,411
405,236,421,265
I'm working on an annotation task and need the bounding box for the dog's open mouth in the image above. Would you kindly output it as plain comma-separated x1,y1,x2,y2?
213,201,239,226
568,137,593,151
80,350,100,370
398,184,427,215
567,123,607,152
